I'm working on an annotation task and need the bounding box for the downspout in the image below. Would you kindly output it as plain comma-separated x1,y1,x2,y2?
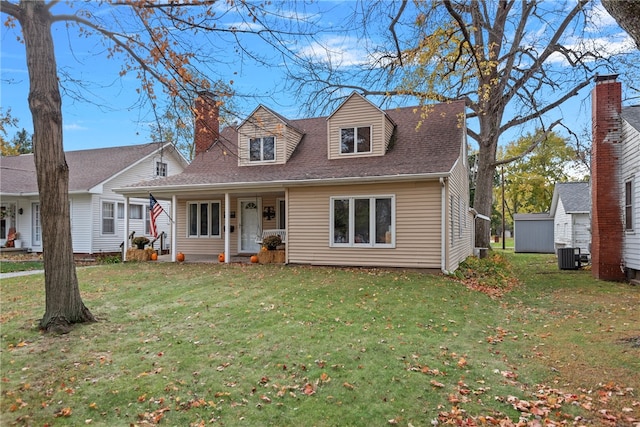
224,192,230,263
440,177,446,273
123,197,130,261
171,194,177,262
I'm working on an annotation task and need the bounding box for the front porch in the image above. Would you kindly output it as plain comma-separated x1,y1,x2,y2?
154,252,285,264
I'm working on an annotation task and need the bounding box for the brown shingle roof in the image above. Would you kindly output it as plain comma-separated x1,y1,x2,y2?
0,143,170,195
128,100,466,189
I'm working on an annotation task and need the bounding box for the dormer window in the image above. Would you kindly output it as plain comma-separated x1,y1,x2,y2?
249,137,275,162
341,126,371,154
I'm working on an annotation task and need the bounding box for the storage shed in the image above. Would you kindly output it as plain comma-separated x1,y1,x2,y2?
514,213,555,253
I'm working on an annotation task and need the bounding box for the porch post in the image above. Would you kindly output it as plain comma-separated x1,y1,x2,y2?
224,192,230,263
171,194,177,262
123,197,129,261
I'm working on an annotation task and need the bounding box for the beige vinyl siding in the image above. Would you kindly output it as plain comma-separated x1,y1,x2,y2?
287,181,442,268
174,194,284,256
445,158,474,271
238,107,303,166
384,114,395,151
175,198,228,256
327,95,391,160
285,127,304,161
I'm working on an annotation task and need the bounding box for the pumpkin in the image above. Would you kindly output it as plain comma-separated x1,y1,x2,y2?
150,252,158,261
176,252,185,262
218,253,225,262
250,255,259,263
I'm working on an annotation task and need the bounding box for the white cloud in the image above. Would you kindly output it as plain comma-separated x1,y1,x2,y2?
546,32,636,65
297,36,371,67
586,3,618,32
64,123,88,131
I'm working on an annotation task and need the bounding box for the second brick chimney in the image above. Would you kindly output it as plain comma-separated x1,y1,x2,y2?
591,74,625,281
194,91,219,157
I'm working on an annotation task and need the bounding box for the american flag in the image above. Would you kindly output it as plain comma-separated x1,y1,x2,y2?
149,194,164,238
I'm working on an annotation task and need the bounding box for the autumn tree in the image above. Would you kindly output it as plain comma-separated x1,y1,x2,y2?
287,0,637,248
1,0,314,332
0,108,20,155
494,130,578,230
1,128,33,155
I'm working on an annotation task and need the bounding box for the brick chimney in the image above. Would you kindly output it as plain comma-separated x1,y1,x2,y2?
194,91,219,157
591,74,625,281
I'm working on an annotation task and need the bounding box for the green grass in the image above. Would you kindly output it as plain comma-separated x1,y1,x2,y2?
0,260,44,274
1,256,639,426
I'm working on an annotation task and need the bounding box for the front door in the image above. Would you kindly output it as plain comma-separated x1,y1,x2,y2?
239,198,261,253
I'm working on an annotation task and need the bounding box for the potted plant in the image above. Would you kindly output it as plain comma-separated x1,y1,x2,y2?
262,235,282,251
132,236,150,250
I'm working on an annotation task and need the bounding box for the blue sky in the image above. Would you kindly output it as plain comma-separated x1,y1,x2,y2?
1,1,637,152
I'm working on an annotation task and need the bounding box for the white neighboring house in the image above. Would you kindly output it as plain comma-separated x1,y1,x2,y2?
550,181,591,256
0,143,187,255
620,105,640,278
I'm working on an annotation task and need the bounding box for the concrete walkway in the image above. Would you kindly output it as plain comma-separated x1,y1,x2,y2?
0,269,45,279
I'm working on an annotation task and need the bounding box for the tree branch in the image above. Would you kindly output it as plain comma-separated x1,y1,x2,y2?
494,119,561,167
500,78,592,134
388,0,408,66
0,0,21,18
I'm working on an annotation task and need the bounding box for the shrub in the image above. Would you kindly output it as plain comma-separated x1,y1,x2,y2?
262,235,282,250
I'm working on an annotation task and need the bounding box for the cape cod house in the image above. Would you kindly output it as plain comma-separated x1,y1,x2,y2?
0,143,187,255
591,74,640,282
116,92,475,272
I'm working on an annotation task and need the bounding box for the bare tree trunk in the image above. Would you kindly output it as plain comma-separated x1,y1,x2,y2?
19,2,95,333
473,142,497,249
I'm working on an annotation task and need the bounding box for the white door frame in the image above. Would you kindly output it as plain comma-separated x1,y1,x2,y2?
238,197,262,254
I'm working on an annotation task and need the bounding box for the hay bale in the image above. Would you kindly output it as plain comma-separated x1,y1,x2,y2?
257,249,285,264
126,248,151,261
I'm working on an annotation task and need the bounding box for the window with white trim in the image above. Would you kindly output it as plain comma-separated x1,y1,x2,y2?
340,126,371,154
129,204,143,220
145,206,150,235
249,137,275,162
331,195,394,247
625,179,634,231
32,203,41,245
156,161,168,177
188,201,221,237
277,198,286,230
102,202,115,234
117,203,125,219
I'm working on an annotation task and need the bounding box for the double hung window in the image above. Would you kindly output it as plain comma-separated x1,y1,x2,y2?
340,126,371,154
249,137,275,162
625,180,634,231
102,202,115,234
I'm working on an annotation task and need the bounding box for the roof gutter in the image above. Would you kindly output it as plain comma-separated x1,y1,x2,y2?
113,171,452,197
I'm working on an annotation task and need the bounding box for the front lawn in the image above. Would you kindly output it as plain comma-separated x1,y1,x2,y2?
1,254,638,426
